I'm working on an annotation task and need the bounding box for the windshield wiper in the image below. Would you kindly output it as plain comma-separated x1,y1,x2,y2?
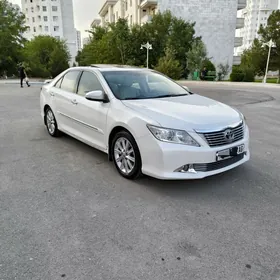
150,93,189,99
122,97,142,100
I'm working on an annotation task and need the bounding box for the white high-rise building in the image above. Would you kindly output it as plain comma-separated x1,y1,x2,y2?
235,0,279,55
99,0,247,68
76,30,82,51
21,0,77,64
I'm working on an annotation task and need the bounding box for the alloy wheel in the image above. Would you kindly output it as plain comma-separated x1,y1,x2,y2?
46,109,56,135
114,137,135,175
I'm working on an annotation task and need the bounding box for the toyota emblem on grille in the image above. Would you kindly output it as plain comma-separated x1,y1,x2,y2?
224,129,235,142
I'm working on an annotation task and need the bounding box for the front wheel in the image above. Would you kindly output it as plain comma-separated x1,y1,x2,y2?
112,131,142,180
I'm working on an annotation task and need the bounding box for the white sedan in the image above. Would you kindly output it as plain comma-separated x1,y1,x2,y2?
40,65,250,180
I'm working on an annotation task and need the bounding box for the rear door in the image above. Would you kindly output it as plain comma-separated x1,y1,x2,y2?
52,70,82,135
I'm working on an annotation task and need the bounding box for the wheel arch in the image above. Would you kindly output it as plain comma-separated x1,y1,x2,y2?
108,125,139,161
43,104,51,125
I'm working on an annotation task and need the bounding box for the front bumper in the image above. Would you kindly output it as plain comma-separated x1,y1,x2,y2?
139,126,250,180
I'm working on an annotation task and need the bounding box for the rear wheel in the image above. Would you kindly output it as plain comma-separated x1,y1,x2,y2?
112,131,142,179
45,107,60,137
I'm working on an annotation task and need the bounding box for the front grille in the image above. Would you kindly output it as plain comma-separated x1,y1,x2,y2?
200,122,244,147
193,154,244,172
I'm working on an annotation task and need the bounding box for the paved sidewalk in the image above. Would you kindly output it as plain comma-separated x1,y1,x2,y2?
0,78,45,85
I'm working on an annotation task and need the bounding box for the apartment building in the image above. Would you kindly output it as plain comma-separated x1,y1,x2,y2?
21,0,77,64
235,0,279,55
98,0,157,26
98,0,246,68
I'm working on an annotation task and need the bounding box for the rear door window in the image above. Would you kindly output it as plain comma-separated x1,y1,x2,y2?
60,71,81,93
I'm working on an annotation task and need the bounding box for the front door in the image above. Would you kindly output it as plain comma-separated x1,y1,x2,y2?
70,71,110,151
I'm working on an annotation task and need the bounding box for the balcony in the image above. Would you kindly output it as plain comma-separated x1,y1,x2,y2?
141,14,153,24
237,0,246,10
233,56,241,65
236,18,245,29
234,37,243,47
99,0,117,17
140,0,157,9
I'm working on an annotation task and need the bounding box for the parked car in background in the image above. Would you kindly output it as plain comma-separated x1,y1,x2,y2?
40,65,250,180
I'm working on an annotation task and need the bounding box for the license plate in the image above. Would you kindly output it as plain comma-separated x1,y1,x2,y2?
216,144,245,161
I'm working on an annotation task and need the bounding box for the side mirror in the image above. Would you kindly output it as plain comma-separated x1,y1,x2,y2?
85,90,109,103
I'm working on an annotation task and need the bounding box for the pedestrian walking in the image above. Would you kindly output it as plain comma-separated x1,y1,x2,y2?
18,63,30,88
200,66,208,81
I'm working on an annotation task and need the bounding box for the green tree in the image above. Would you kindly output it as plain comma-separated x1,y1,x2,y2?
166,16,196,77
108,19,131,64
126,24,149,66
154,48,183,80
186,39,208,74
202,58,216,71
77,11,198,73
23,35,70,78
240,39,267,76
0,0,27,76
258,10,280,81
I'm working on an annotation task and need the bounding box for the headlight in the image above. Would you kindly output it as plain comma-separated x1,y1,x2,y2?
147,125,200,146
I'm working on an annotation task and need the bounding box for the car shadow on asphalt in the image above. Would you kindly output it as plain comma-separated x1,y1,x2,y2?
56,132,251,199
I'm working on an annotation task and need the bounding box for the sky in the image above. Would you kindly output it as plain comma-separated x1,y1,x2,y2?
9,0,102,38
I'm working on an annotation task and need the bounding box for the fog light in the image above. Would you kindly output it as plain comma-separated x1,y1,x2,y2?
187,164,197,174
174,164,197,174
175,164,189,173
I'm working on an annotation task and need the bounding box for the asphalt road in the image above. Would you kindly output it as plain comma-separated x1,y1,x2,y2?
0,82,280,280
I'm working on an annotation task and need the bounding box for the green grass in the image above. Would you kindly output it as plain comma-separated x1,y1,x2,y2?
255,78,279,84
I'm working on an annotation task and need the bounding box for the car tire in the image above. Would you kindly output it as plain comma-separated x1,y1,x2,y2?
112,131,142,180
45,107,60,137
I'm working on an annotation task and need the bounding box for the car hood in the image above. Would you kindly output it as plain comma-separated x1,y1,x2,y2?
122,94,242,131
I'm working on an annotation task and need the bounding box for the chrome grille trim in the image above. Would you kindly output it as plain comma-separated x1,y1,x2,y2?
197,121,245,147
193,154,245,172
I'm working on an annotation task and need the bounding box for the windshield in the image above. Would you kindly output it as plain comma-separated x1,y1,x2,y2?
101,70,189,100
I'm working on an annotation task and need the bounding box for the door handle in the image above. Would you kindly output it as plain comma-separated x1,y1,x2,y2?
71,99,78,105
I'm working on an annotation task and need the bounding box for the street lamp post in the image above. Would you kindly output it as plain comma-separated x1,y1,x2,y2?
140,42,152,69
263,39,275,84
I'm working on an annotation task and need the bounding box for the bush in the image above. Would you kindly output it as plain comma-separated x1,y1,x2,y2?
230,66,255,82
242,67,255,82
154,48,183,80
230,66,244,82
202,59,216,72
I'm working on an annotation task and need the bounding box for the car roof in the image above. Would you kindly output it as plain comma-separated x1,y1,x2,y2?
68,64,150,72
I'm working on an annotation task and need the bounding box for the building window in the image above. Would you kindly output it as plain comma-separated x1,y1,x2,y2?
43,16,48,21
32,17,35,22
31,7,34,12
33,27,36,32
54,26,59,32
53,16,58,21
42,6,47,11
45,26,48,32
52,6,58,12
130,0,132,6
